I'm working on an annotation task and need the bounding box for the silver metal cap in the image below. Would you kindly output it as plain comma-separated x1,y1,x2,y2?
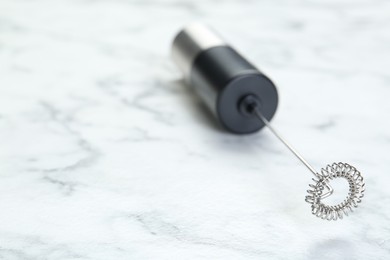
171,23,226,82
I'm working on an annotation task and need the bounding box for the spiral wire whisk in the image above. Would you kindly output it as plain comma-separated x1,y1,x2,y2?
252,107,365,220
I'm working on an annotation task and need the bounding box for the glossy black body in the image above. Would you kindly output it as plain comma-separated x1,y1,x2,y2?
190,46,278,134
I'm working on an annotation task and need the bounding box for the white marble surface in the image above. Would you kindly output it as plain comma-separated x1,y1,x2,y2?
1,0,390,259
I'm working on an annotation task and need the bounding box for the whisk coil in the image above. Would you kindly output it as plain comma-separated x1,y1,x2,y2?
305,162,365,221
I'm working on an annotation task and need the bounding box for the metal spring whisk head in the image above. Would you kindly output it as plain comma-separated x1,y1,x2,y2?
240,95,366,220
306,162,365,220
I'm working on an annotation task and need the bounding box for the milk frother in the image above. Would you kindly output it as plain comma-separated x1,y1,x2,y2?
171,24,365,220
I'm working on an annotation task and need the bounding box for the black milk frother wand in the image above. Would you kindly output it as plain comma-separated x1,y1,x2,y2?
171,24,365,220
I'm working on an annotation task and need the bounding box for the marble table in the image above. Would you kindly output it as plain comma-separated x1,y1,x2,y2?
1,0,390,259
